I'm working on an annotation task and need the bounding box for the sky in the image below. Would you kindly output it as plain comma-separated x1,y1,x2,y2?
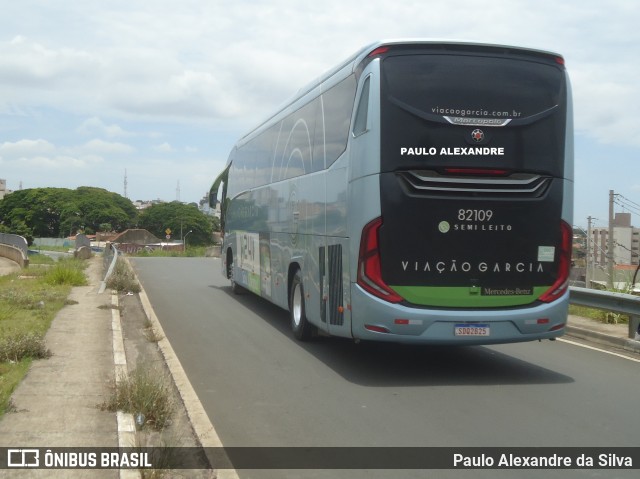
0,0,638,229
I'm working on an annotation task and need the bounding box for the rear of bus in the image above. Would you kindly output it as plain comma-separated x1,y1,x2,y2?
353,42,573,344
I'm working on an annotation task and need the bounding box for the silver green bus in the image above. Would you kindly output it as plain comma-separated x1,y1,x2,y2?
210,40,573,345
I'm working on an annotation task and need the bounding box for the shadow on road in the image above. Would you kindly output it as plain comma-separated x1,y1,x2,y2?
211,283,574,388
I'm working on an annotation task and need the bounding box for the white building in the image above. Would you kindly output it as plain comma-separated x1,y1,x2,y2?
590,213,640,266
0,179,11,200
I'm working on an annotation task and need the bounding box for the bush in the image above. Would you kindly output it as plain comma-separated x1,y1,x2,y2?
0,332,51,362
101,366,174,430
105,258,141,293
43,259,87,286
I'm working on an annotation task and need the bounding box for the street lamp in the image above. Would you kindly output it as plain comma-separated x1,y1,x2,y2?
184,230,193,252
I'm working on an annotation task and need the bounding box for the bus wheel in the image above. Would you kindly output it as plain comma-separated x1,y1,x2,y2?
290,270,315,341
228,252,242,295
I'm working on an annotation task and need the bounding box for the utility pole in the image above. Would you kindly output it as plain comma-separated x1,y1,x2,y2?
124,169,128,199
608,190,614,288
586,216,592,288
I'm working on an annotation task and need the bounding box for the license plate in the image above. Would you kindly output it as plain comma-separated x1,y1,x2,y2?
454,324,490,336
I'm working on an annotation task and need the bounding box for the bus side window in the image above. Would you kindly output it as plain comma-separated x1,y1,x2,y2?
323,75,357,167
352,76,371,137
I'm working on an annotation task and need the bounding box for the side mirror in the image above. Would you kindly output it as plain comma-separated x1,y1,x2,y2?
209,190,218,208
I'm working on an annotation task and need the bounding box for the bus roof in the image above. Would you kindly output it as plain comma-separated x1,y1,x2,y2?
232,39,564,153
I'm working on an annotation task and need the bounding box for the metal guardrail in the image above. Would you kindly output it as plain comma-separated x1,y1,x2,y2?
569,286,640,339
99,243,119,294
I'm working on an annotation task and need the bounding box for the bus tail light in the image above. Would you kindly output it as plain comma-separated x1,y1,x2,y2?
539,221,572,303
368,46,389,58
357,218,403,303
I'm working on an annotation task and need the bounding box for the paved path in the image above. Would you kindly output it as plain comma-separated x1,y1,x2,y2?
0,256,118,478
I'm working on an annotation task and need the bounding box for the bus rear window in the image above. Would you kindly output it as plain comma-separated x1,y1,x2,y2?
382,54,563,121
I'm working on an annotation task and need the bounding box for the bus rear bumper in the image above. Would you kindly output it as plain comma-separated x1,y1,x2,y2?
350,285,569,345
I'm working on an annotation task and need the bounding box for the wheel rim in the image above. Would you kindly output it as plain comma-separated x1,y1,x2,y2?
292,283,302,327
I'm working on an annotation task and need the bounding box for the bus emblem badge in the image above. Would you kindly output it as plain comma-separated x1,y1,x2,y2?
471,129,484,142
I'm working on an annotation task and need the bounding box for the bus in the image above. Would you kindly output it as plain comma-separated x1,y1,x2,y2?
210,40,573,345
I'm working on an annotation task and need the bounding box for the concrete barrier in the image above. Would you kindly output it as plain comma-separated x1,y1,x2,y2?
0,243,29,268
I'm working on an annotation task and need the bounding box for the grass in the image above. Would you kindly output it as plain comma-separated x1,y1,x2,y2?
132,246,208,258
0,361,30,415
569,305,629,324
105,258,141,293
28,254,56,266
0,257,88,417
101,365,175,430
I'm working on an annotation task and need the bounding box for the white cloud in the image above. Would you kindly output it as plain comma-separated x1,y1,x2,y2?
154,142,175,153
0,139,55,156
79,139,135,155
16,154,96,170
77,117,134,139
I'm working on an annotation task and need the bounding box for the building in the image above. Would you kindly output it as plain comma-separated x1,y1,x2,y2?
0,179,10,200
590,213,640,266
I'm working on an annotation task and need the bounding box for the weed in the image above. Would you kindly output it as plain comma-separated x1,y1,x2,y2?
0,304,17,322
106,259,141,293
43,259,87,286
569,305,629,324
143,327,164,343
0,332,51,363
98,303,122,311
101,366,174,430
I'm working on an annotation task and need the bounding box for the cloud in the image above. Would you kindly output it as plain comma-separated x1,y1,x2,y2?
0,0,639,212
0,139,55,156
77,117,134,138
17,155,92,170
154,142,174,153
79,139,135,155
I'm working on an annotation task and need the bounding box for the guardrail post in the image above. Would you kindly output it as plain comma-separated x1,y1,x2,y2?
630,315,640,340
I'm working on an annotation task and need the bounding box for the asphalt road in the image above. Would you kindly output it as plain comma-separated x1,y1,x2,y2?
131,257,640,479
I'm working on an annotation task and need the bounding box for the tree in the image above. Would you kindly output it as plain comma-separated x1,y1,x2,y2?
0,187,137,238
137,202,214,246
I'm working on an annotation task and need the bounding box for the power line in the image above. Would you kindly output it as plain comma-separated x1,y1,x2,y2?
617,194,640,210
613,198,640,216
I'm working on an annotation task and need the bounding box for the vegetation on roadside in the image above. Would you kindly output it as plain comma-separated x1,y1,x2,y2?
132,246,208,258
105,258,141,293
101,365,175,430
569,304,629,324
137,201,218,246
0,257,88,417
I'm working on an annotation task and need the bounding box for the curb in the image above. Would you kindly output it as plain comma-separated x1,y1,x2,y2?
110,292,141,479
565,325,640,354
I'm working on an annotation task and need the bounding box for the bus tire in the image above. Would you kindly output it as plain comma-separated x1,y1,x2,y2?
290,270,315,341
227,251,243,295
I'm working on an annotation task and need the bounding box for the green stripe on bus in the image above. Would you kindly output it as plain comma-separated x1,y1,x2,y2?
389,286,550,307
